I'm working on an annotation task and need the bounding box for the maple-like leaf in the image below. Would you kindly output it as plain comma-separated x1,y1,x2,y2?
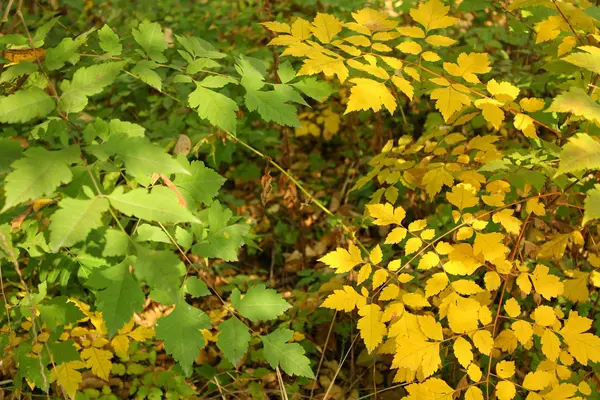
345,78,396,114
443,52,491,83
318,243,363,273
81,345,112,380
410,0,458,31
560,311,600,365
322,285,366,311
446,183,478,210
473,232,509,262
261,328,315,378
556,133,600,176
311,13,342,44
366,203,406,225
430,83,471,121
547,88,600,125
422,166,454,198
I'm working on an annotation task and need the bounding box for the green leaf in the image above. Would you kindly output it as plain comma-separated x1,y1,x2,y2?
38,296,85,331
174,160,226,206
135,224,171,243
198,76,237,89
18,355,49,392
98,24,122,56
176,35,226,59
49,197,109,251
59,61,127,113
44,28,95,71
562,46,600,74
156,297,210,375
185,277,210,297
47,340,80,364
109,119,145,137
0,62,38,83
131,61,162,91
0,138,23,174
244,89,300,127
2,146,80,212
277,61,296,84
234,284,291,322
557,133,600,175
0,87,55,123
134,247,185,305
584,185,600,225
87,259,145,336
292,78,335,102
217,318,250,365
107,186,200,224
102,228,129,257
546,87,600,125
132,21,168,63
191,201,248,261
88,133,189,179
188,84,238,134
261,329,314,379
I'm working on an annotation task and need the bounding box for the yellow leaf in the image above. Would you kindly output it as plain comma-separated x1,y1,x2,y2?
318,243,363,273
373,269,389,288
557,36,577,56
514,113,538,138
394,336,441,377
579,381,592,396
533,305,557,327
430,84,472,121
496,360,515,379
484,271,501,291
422,166,454,198
344,22,371,36
457,226,474,240
370,245,383,264
560,311,600,364
512,320,533,345
311,13,342,44
526,198,546,216
531,265,564,300
391,76,414,101
472,330,493,355
111,335,129,358
520,97,545,113
496,380,516,400
127,326,154,342
447,296,480,333
347,58,390,79
81,346,113,380
444,243,483,275
352,8,398,32
504,298,521,318
397,41,423,55
425,35,456,47
385,227,407,244
465,386,484,400
291,18,312,40
446,183,478,210
487,79,520,103
405,237,423,255
408,219,427,232
358,263,372,284
418,315,443,341
345,78,396,114
425,272,449,297
372,43,392,52
373,31,401,41
261,21,291,34
479,305,492,325
453,336,473,368
380,284,400,301
335,43,361,56
398,273,414,283
410,0,458,31
51,361,85,400
523,370,553,391
467,363,482,381
403,66,421,81
475,98,505,130
358,304,387,353
379,56,403,69
322,285,367,311
537,233,569,260
443,52,491,84
562,271,590,303
517,273,532,294
435,241,453,255
535,16,566,44
345,35,371,47
421,51,441,62
396,26,426,38
418,252,440,270
402,292,430,309
452,280,483,295
541,329,561,361
473,232,509,262
492,209,521,235
388,259,402,271
298,52,348,82
495,329,518,353
367,203,406,225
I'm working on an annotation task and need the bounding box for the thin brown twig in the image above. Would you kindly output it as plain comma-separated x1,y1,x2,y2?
550,0,585,46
